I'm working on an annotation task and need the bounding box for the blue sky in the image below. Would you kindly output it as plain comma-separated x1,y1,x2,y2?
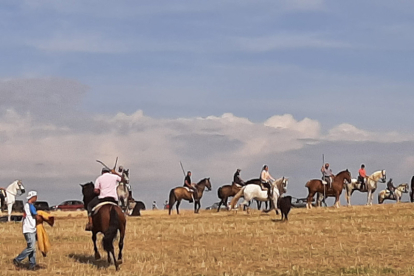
1,1,414,208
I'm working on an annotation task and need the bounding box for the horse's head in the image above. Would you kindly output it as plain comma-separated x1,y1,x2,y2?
17,180,25,194
123,169,130,184
380,170,387,183
205,178,212,191
280,177,289,193
337,170,352,184
80,182,95,208
399,183,409,193
273,177,288,194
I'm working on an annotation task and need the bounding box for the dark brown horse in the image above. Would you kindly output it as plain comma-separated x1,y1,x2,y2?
168,178,212,215
410,176,414,203
81,182,126,270
216,182,243,212
305,170,351,209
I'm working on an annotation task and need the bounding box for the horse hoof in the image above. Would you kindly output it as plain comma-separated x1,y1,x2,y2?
117,259,123,265
95,253,101,260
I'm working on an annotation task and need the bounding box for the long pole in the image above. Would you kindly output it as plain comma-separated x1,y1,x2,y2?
179,161,186,177
113,157,118,170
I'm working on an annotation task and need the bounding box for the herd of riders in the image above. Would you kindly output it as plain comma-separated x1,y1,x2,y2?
80,161,399,230
322,163,396,196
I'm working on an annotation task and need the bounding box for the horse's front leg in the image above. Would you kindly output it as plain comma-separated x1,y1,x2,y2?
92,232,101,260
345,188,351,206
366,190,371,205
194,201,199,213
7,204,12,222
334,193,340,208
307,191,315,209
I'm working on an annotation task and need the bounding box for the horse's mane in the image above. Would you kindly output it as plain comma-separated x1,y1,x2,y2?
336,169,350,175
245,178,260,185
196,178,209,185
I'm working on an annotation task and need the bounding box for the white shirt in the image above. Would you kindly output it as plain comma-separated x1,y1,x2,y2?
22,203,37,234
94,173,121,200
261,170,274,182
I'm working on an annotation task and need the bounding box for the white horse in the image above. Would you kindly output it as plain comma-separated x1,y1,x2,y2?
230,177,288,213
344,170,386,206
3,180,26,222
378,183,408,204
116,169,130,212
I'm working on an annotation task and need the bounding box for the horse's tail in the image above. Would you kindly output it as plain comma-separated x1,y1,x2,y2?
230,187,245,209
102,207,119,253
217,187,223,200
168,189,176,215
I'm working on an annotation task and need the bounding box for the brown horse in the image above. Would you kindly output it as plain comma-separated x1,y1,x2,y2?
81,183,126,270
168,178,212,215
305,170,351,209
216,182,243,212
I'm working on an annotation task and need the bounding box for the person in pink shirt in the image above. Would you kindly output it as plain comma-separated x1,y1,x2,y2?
85,167,122,231
358,164,367,191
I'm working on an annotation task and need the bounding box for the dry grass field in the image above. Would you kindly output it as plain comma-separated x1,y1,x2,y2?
1,203,414,275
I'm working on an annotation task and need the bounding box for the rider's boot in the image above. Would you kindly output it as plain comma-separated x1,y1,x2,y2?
85,216,93,231
189,192,194,203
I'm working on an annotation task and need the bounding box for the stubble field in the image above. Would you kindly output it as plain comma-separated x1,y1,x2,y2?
1,203,414,276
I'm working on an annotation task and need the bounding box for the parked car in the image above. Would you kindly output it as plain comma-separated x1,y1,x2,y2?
205,202,228,210
291,197,316,208
52,200,84,211
34,201,50,211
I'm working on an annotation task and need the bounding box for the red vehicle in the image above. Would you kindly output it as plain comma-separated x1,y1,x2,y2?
52,200,84,211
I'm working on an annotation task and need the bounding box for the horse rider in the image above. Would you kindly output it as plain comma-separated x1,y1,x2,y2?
260,165,275,200
233,169,245,186
387,178,395,198
118,165,132,195
184,171,197,203
321,163,334,188
358,164,367,191
85,167,124,231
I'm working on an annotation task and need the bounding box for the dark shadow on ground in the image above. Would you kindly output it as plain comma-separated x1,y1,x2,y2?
0,215,23,222
12,262,45,271
68,253,110,269
271,219,288,223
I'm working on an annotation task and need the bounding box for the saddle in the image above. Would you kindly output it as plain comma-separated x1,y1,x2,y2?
322,177,333,185
232,182,242,188
92,201,118,215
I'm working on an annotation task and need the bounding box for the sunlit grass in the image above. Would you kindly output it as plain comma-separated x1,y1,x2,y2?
1,203,414,275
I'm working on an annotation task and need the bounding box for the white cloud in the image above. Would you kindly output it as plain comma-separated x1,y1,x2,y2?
235,33,351,52
326,123,413,143
1,78,413,206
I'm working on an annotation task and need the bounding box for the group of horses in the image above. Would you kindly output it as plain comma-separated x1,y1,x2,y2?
307,169,412,208
2,168,413,271
167,169,414,216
